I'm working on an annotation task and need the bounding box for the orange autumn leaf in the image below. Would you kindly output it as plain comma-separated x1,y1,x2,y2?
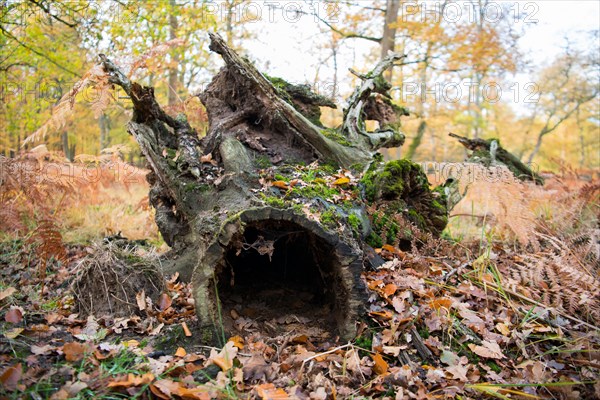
382,283,397,297
158,293,172,311
368,310,393,321
255,383,289,400
181,321,192,337
381,244,396,253
228,335,244,349
174,386,211,400
5,309,22,324
371,353,388,375
272,180,288,189
430,298,453,310
0,363,22,391
175,347,187,357
209,341,238,372
107,373,155,388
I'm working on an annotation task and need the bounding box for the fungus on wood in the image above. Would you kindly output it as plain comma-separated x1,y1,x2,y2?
99,33,453,344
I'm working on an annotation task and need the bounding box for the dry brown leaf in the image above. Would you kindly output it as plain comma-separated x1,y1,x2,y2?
174,386,211,400
255,383,289,399
31,344,55,355
3,328,23,339
158,293,172,311
150,379,182,399
0,363,22,391
209,341,238,372
63,342,88,362
136,290,146,311
181,321,192,337
468,340,505,360
0,287,16,301
372,353,388,375
107,373,155,388
5,308,22,324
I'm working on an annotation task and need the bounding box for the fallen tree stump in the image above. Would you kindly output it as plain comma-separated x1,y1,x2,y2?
99,33,453,343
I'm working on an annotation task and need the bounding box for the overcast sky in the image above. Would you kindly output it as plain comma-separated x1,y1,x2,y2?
238,1,599,91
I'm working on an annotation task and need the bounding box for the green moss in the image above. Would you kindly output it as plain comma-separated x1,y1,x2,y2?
254,155,272,169
293,182,340,200
320,127,352,146
320,209,338,228
260,194,286,208
348,213,361,233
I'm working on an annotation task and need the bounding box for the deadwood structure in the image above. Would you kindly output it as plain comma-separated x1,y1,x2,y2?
100,33,454,343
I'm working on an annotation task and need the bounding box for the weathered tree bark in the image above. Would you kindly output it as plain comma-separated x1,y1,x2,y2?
99,33,452,344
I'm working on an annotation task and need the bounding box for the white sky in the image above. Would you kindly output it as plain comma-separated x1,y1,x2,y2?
233,1,600,94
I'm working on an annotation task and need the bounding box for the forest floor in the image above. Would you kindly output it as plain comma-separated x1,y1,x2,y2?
0,161,598,399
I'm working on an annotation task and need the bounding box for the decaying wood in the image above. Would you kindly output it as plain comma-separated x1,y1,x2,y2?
449,132,544,185
99,33,453,344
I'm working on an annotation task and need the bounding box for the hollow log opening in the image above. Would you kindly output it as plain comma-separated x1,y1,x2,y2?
216,219,344,339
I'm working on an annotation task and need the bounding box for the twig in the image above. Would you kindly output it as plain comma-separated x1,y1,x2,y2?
300,342,353,369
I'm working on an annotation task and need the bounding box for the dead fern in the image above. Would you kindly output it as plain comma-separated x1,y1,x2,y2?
27,219,67,293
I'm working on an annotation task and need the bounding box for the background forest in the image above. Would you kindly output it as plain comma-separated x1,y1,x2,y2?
1,0,598,170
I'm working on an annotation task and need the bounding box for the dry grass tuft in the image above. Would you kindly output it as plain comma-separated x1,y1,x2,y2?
71,242,164,318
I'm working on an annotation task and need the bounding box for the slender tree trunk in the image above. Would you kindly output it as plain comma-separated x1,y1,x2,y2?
167,0,179,107
381,0,400,80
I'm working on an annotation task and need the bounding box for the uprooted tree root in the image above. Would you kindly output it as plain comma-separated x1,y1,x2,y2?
71,243,165,318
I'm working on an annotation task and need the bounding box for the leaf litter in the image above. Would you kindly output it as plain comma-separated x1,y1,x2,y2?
0,205,599,398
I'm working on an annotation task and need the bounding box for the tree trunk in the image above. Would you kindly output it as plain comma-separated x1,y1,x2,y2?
99,33,452,344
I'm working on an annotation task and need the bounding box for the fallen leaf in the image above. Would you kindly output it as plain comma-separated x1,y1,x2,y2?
0,363,22,391
468,340,505,360
0,287,16,301
333,177,350,186
181,322,192,337
63,342,88,362
136,290,146,311
228,335,244,349
175,347,186,357
382,283,397,297
5,308,22,324
382,244,396,253
243,354,272,381
255,383,289,399
150,379,181,399
209,341,238,372
158,293,172,312
174,386,211,399
495,322,511,336
272,180,288,189
440,350,460,366
3,328,23,339
150,323,165,336
31,344,55,355
371,353,388,375
430,298,452,311
107,373,155,388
